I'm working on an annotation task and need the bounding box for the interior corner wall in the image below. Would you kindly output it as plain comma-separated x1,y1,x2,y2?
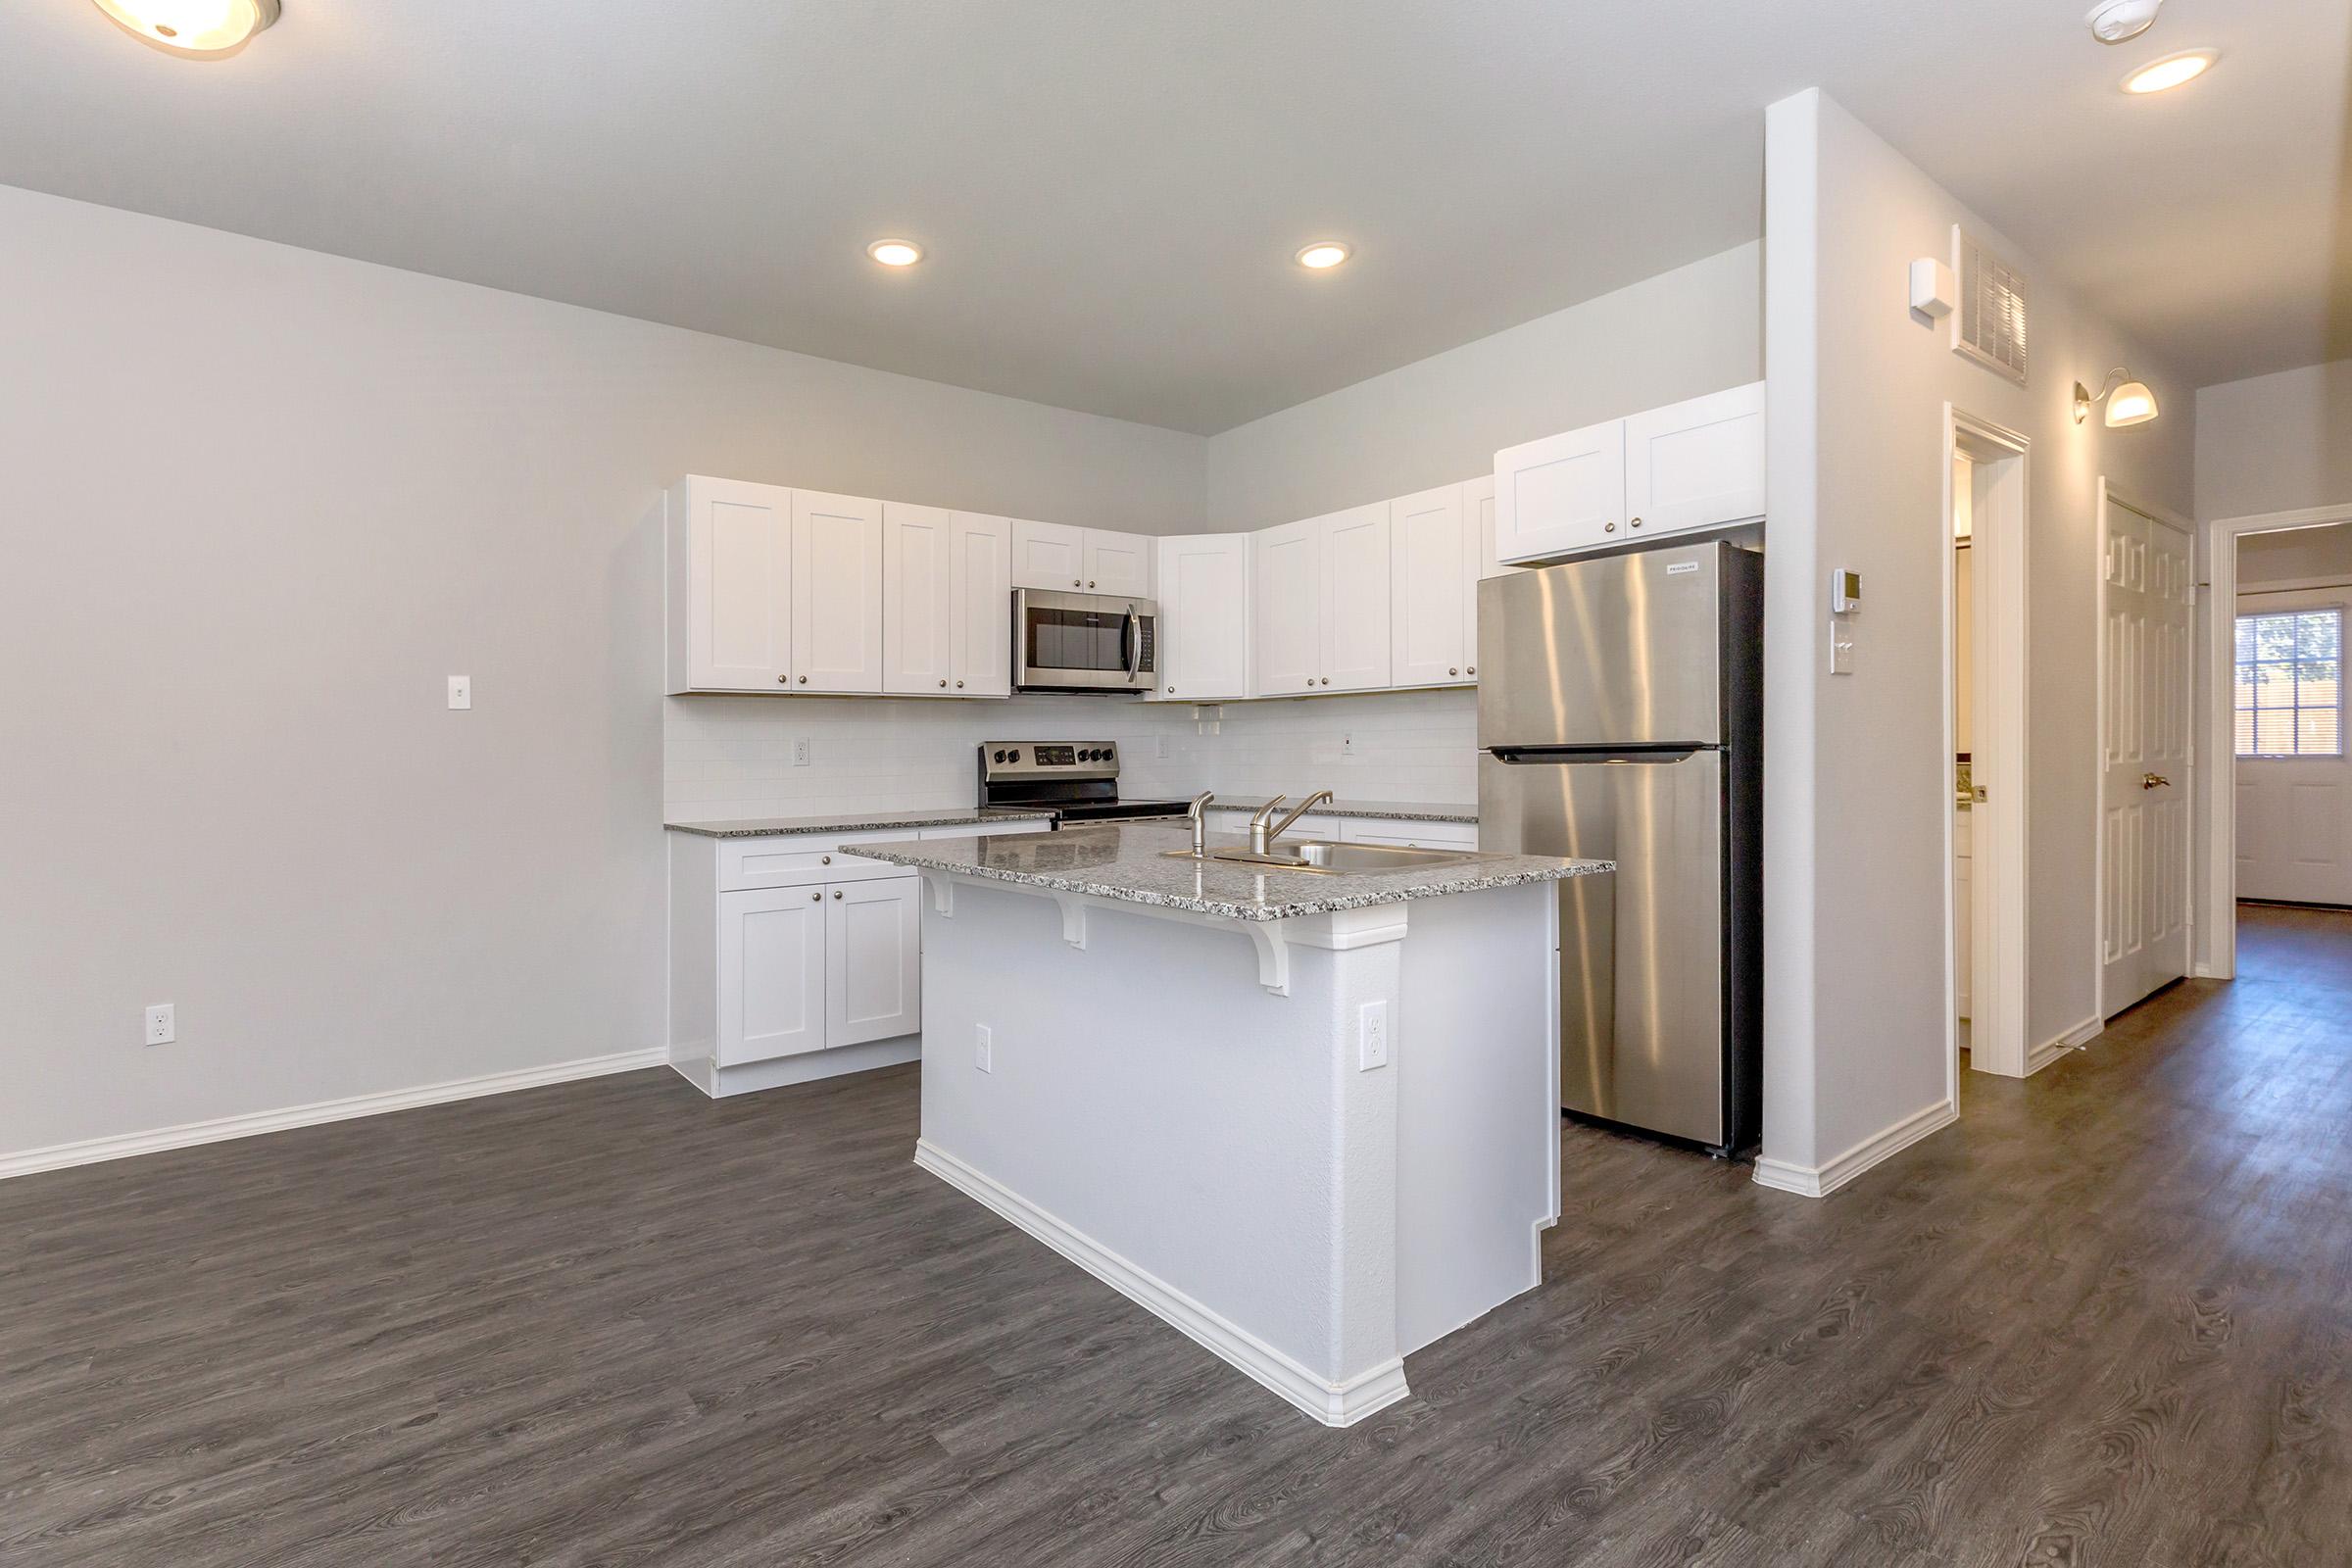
1760,90,2195,1178
0,182,1203,1162
1202,242,1762,528
2194,360,2352,523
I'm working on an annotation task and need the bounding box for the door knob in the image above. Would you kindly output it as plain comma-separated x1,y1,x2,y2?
2142,773,2170,789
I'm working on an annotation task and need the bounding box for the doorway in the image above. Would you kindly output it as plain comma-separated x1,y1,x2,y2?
1944,410,2029,1079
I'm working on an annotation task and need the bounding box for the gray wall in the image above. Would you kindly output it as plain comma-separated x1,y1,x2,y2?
1203,244,1761,527
2195,360,2352,523
0,184,1203,1158
2237,521,2352,587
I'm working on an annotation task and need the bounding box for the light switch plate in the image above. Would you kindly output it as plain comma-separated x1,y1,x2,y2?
974,1023,993,1073
1830,619,1857,675
447,675,471,710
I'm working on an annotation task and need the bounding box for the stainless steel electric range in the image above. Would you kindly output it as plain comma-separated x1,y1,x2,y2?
975,741,1193,828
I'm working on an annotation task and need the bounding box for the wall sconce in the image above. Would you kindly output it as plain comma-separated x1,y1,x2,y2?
2073,368,2160,427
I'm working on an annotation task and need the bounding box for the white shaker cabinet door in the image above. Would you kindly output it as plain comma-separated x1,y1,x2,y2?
1623,380,1767,539
1320,503,1393,692
1011,518,1087,590
1082,528,1154,598
951,511,1013,697
1251,517,1322,697
881,502,956,695
671,476,793,693
1155,532,1250,702
1390,483,1471,688
792,490,885,693
1494,419,1626,564
825,876,922,1048
718,886,827,1064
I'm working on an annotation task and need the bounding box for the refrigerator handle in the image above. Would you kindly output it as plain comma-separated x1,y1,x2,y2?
1489,746,1709,765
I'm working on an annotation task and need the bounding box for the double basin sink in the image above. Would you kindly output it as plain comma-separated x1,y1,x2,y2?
1162,839,1484,876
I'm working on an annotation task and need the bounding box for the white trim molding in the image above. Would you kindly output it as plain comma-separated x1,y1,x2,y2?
914,1138,1412,1428
0,1048,667,1181
1752,1098,1958,1199
2026,1015,2104,1077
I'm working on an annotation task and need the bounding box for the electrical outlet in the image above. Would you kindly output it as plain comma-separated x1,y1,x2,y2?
1154,735,1169,760
1357,1000,1389,1071
793,738,810,767
975,1023,994,1073
1341,731,1355,757
447,675,471,710
144,1004,174,1046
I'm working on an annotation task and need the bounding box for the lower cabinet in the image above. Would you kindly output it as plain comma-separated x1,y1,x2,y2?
718,875,920,1064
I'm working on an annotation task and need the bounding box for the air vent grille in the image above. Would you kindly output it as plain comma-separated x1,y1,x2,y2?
1952,224,2028,385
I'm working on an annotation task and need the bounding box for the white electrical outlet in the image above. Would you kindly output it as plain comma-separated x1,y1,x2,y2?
1341,732,1355,757
975,1023,994,1073
793,738,811,767
1154,735,1169,760
144,1004,174,1046
447,675,471,710
1357,1000,1389,1071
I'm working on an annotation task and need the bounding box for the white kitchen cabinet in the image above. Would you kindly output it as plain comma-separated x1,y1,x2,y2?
1153,532,1251,702
666,476,794,694
1390,484,1474,689
1321,504,1393,692
1084,529,1154,597
791,490,885,693
949,511,1013,698
718,885,828,1064
1623,381,1767,538
1011,518,1086,589
825,876,923,1046
1494,418,1625,564
1251,517,1323,697
883,505,1010,697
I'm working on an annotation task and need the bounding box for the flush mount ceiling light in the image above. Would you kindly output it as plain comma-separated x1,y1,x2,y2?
91,0,278,55
2074,368,2161,427
2123,49,2216,93
2085,0,2163,43
1295,241,1351,270
866,239,923,268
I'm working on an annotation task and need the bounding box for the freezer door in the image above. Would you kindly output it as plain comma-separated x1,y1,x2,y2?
1480,749,1726,1146
1476,542,1727,749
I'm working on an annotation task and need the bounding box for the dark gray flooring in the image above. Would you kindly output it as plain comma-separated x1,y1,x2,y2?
5,905,2349,1566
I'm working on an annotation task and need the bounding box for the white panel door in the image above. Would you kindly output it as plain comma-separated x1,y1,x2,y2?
792,490,885,693
951,512,1013,698
1493,419,1626,563
1155,532,1250,702
1321,503,1393,691
718,887,826,1064
881,502,955,695
1011,518,1086,590
2234,588,2351,905
1251,517,1322,696
825,877,922,1047
1622,381,1768,539
1083,529,1154,597
2101,500,2193,1013
1390,484,1471,688
681,477,793,692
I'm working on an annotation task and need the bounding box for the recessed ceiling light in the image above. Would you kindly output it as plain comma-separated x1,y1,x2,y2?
90,0,278,55
2123,50,2216,93
1296,242,1351,270
866,239,924,268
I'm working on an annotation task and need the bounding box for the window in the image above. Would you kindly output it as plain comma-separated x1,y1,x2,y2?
2235,608,2343,758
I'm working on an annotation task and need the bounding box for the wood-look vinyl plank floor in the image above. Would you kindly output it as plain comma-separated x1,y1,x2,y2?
5,905,2349,1567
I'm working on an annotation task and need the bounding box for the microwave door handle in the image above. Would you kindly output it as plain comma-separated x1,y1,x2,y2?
1125,606,1142,681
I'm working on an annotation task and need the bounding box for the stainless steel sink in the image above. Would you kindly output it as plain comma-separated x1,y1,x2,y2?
1161,839,1483,875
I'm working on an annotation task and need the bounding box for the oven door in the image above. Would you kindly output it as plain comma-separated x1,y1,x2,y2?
1012,589,1157,692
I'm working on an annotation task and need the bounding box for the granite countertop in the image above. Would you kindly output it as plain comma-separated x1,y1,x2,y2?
663,808,1056,839
1205,796,1478,825
857,821,1607,923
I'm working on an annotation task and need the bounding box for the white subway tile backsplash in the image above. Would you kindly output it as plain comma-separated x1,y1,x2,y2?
662,687,1477,820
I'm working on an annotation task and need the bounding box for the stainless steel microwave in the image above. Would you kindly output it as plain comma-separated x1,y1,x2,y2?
1011,588,1158,694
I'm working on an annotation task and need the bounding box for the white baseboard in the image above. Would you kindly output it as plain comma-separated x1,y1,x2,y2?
0,1048,667,1182
2026,1015,2103,1076
1752,1098,1959,1200
913,1138,1410,1428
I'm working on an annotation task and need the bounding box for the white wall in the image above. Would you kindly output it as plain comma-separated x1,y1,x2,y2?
2236,522,2352,588
0,183,1204,1160
2196,361,2352,523
1760,92,2195,1179
1203,244,1761,529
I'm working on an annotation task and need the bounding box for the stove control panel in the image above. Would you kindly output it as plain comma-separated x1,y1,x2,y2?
981,741,1118,778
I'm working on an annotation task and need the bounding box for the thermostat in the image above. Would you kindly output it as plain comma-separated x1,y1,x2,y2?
1831,570,1863,614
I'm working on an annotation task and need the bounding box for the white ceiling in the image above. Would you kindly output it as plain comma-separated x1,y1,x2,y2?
2,0,2344,432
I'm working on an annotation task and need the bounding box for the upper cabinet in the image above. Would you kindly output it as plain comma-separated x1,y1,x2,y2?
949,512,1013,698
882,505,1011,697
1390,483,1475,689
1251,505,1390,696
1011,519,1155,596
1494,381,1765,565
666,476,794,695
1153,533,1250,702
791,491,885,694
1320,504,1392,692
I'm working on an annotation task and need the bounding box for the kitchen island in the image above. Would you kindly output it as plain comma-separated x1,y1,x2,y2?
859,822,1610,1426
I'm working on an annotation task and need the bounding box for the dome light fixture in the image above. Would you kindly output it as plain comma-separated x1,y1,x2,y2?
1296,241,1351,270
866,239,924,269
2074,368,2161,427
2123,49,2216,93
91,0,279,56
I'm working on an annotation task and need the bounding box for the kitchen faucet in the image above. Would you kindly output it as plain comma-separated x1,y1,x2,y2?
1186,790,1215,856
1250,790,1334,856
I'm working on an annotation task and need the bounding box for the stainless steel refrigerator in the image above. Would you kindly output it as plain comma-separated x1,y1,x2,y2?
1477,540,1763,1155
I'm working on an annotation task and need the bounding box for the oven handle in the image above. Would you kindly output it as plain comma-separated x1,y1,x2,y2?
1124,606,1142,682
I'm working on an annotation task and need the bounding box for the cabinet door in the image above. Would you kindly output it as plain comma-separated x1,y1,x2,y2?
881,502,956,695
1390,484,1471,688
1154,533,1250,701
826,877,922,1047
792,491,885,693
1011,518,1087,590
672,476,793,693
1623,381,1766,537
1494,419,1626,563
1251,517,1322,697
1083,529,1154,597
951,512,1013,698
717,887,827,1064
1320,503,1392,692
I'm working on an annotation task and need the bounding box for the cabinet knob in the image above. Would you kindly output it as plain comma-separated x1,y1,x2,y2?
1166,685,1174,694
1630,515,1643,529
1449,667,1459,677
1088,580,1097,588
820,855,832,864
797,675,808,684
939,678,948,688
1603,522,1616,533
1321,676,1332,686
832,890,844,900
1073,578,1083,587
810,891,821,902
1467,665,1475,675
956,679,964,689
777,674,789,684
